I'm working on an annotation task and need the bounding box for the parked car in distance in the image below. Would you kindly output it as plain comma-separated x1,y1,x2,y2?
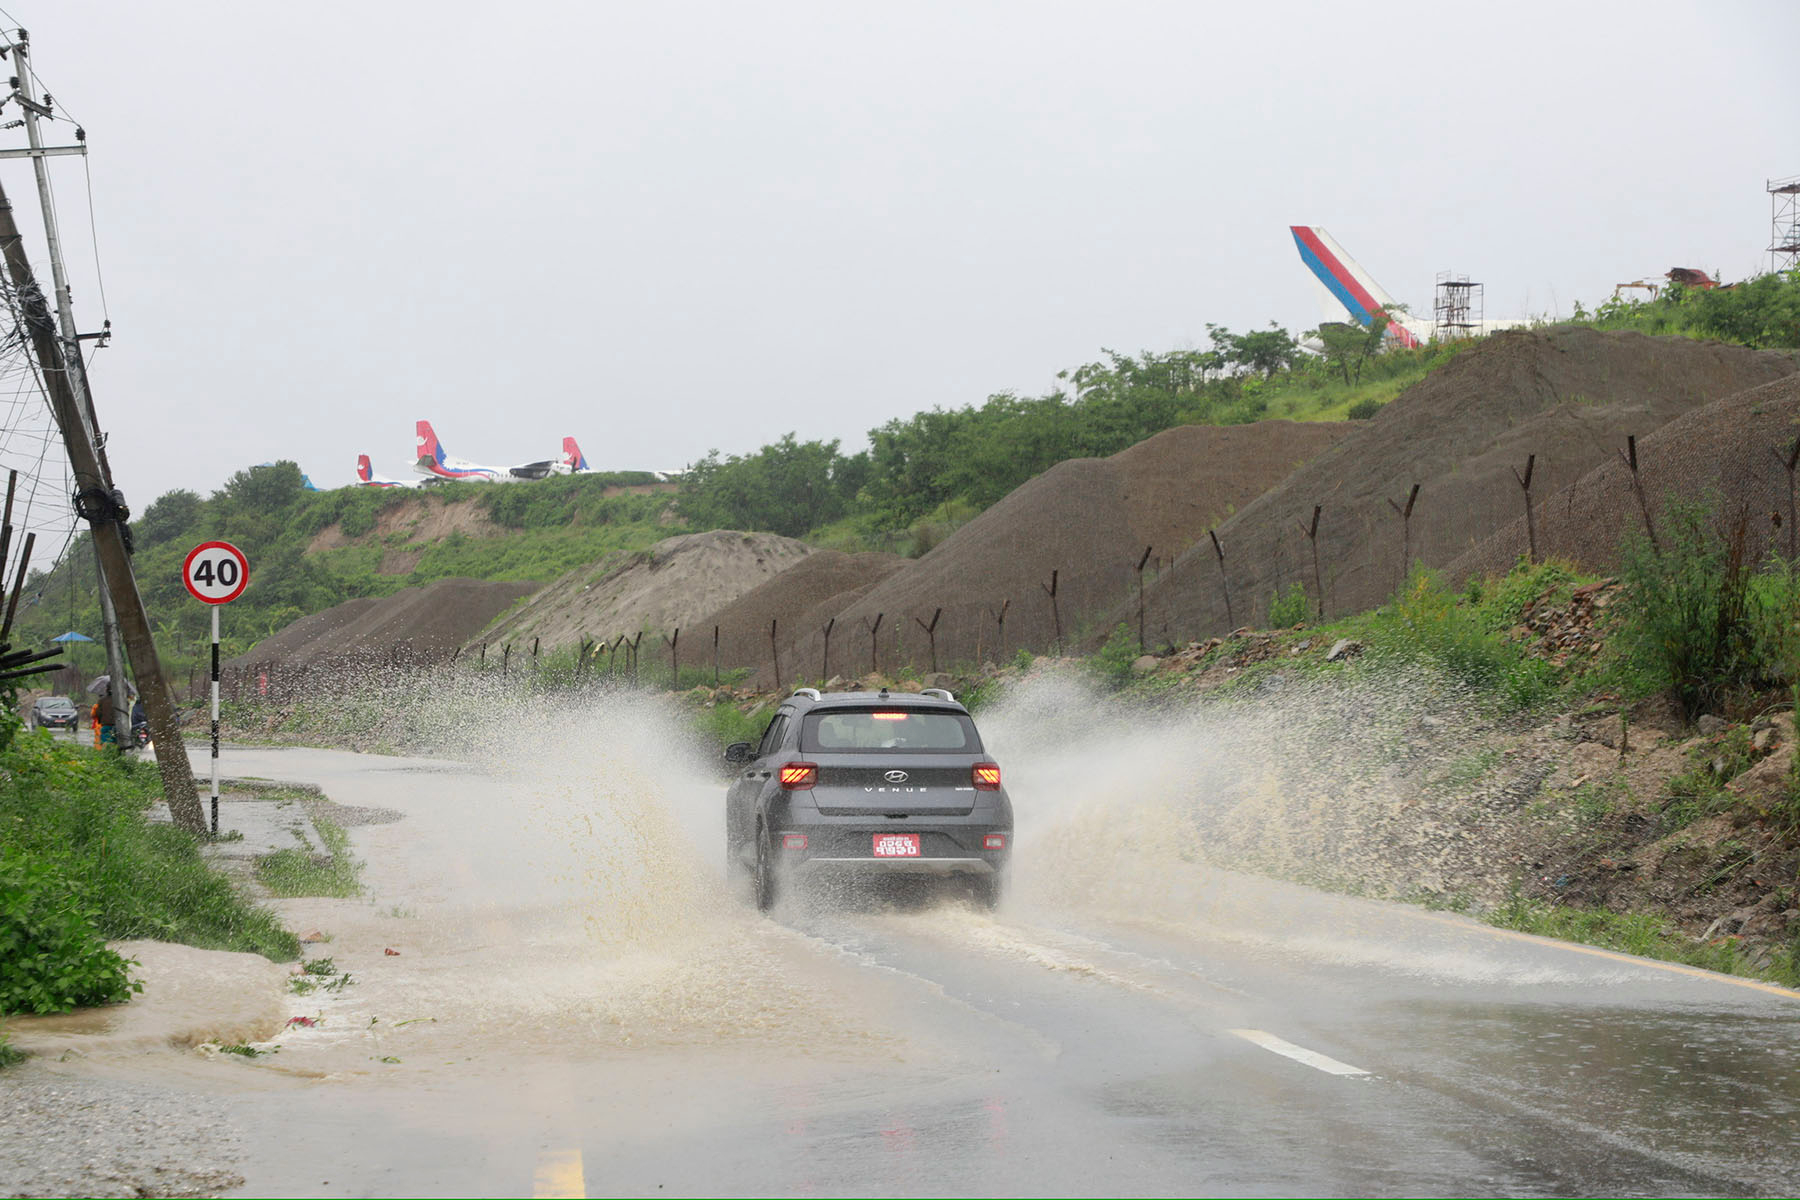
724,687,1013,911
30,695,80,731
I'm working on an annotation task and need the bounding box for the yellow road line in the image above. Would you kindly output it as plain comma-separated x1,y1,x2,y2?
533,1147,585,1199
1416,911,1800,1000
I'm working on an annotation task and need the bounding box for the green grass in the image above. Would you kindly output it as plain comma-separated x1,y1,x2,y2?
1486,891,1800,989
0,1029,23,1067
0,731,298,961
254,812,361,898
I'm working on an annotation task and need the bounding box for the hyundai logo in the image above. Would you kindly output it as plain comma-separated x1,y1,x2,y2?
884,770,909,783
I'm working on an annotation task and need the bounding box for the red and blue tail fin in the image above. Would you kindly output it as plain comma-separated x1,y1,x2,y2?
357,454,374,482
416,420,447,467
1289,226,1420,348
562,436,588,471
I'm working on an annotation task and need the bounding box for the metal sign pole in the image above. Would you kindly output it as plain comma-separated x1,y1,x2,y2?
210,603,220,835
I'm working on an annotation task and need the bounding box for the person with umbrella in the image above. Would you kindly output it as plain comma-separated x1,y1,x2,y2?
86,674,137,750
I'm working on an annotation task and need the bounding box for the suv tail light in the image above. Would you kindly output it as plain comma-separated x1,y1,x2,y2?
782,833,808,851
982,833,1007,850
779,762,818,790
972,763,1001,791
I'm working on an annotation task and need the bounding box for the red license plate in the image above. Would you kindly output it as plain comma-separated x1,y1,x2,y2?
872,833,921,858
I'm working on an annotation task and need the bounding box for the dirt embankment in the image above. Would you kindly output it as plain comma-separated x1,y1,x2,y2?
1105,328,1798,648
477,530,814,653
231,578,540,670
697,550,908,678
1450,372,1800,579
726,420,1352,681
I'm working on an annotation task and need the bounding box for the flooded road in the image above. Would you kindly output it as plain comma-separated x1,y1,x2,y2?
15,701,1800,1197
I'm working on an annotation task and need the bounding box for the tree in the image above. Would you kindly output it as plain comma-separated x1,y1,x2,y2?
1232,323,1301,377
677,434,857,537
134,489,203,550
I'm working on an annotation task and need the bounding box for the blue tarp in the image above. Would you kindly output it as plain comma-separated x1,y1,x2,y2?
50,631,94,643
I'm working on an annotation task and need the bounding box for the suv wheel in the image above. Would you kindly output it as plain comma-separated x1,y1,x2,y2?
753,823,778,913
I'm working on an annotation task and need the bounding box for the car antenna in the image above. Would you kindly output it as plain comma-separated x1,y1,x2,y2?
878,686,889,699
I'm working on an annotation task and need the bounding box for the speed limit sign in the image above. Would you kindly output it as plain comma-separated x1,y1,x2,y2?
182,541,250,605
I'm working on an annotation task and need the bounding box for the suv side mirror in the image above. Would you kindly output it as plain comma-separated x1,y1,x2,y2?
724,741,753,764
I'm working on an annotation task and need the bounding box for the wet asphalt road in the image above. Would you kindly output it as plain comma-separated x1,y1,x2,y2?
23,743,1800,1197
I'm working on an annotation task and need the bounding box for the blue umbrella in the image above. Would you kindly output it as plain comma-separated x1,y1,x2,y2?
51,631,95,643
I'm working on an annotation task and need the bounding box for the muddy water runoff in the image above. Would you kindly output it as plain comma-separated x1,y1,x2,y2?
63,673,1800,1195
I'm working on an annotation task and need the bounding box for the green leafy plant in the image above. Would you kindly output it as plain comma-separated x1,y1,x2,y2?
0,848,141,1015
1268,582,1311,628
1614,498,1792,720
1089,624,1140,690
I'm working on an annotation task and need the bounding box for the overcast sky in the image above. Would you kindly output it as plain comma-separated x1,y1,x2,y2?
0,0,1794,540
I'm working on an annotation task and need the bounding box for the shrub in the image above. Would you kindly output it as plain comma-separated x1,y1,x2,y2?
1268,582,1311,628
0,848,140,1015
1345,397,1383,420
1090,624,1139,689
0,738,298,961
1614,497,1793,720
1371,566,1557,709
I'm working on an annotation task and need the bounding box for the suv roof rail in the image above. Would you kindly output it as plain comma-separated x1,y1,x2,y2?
920,687,955,702
791,687,822,701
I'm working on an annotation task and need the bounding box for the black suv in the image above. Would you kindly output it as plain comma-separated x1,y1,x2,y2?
724,688,1013,910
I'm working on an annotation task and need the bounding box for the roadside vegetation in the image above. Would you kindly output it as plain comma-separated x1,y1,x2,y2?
0,708,299,1029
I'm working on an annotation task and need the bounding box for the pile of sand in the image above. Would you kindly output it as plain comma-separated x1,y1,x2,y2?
1449,373,1800,579
744,420,1352,679
476,530,812,653
233,578,540,669
1107,327,1797,645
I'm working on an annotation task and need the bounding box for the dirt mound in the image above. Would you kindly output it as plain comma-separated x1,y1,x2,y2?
694,550,908,677
747,420,1351,680
1448,373,1800,580
233,578,539,669
1097,328,1798,646
478,530,813,653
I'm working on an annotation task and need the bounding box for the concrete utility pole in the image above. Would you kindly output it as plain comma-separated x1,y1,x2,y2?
0,33,205,832
8,33,128,738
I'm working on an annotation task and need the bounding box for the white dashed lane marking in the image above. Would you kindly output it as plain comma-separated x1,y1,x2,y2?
1229,1028,1371,1077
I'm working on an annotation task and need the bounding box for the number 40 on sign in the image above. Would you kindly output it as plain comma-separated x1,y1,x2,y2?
182,541,250,605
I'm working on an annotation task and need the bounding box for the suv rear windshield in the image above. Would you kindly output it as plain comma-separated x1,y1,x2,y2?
801,708,981,754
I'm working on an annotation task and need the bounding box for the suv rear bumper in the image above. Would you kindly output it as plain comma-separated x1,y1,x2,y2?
793,855,1000,878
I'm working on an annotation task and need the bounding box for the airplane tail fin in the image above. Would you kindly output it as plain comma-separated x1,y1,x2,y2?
357,454,374,483
562,436,588,471
1289,225,1420,348
416,420,446,466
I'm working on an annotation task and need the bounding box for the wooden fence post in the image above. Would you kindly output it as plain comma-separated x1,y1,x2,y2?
1135,545,1153,652
1040,570,1061,654
1209,530,1234,632
665,627,679,689
863,613,884,674
1388,483,1420,591
770,618,781,691
1774,439,1800,561
1299,505,1324,618
1620,436,1658,551
821,617,834,682
914,608,942,674
1511,455,1538,565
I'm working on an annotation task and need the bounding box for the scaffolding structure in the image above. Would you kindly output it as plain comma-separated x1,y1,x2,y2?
1433,272,1483,341
1772,174,1800,274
